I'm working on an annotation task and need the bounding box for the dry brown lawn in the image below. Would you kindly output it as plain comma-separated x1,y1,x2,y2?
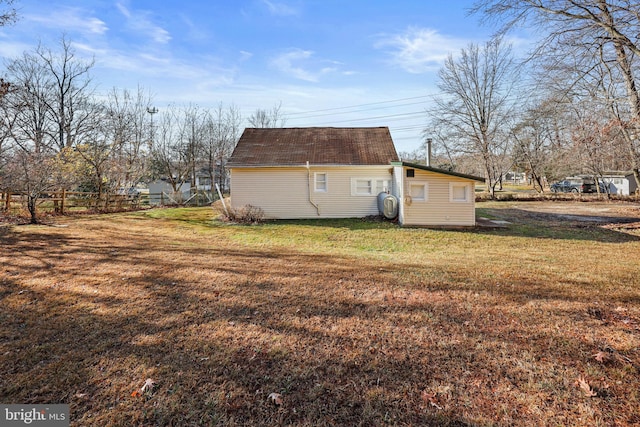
1,201,639,426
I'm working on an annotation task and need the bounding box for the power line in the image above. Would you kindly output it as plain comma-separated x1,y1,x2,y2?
284,95,432,117
286,100,429,121
391,125,427,132
303,111,427,126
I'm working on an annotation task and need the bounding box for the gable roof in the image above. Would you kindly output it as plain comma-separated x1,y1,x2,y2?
393,161,486,182
227,127,400,167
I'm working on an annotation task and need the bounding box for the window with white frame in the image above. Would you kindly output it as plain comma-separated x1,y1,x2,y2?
375,179,390,194
450,182,471,202
315,172,327,192
409,182,428,201
351,178,391,196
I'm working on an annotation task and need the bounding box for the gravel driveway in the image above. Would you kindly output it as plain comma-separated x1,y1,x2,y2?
477,200,640,227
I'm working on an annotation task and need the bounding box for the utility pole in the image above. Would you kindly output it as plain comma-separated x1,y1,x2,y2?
147,106,158,147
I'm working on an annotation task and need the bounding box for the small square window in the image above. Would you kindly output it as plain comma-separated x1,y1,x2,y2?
406,169,415,178
409,182,428,201
450,183,470,202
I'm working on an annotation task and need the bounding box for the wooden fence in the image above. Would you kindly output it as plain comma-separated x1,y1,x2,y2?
0,190,216,214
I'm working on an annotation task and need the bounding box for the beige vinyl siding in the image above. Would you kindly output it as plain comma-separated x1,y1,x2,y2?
402,169,476,226
230,166,392,219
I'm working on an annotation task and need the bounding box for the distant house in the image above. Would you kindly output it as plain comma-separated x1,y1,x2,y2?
227,127,484,226
599,172,638,196
503,171,527,185
194,164,230,193
147,179,190,205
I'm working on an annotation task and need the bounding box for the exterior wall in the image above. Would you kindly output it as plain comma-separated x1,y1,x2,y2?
626,173,638,195
396,168,476,226
229,166,393,219
147,180,190,205
600,175,630,195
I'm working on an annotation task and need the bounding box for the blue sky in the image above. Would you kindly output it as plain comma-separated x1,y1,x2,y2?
0,1,498,152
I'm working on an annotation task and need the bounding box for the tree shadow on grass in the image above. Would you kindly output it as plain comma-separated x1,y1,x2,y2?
1,226,485,426
1,222,638,426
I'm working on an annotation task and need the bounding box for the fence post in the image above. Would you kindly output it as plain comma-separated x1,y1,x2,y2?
60,189,66,214
3,191,9,211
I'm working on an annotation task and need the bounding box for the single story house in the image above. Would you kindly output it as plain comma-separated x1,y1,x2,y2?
226,127,485,227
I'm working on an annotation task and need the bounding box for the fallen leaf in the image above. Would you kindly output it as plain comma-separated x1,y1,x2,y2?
421,390,443,410
576,377,597,397
132,378,156,397
593,351,611,363
268,392,283,406
140,378,156,393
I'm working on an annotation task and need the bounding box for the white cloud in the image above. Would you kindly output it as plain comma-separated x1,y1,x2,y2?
271,49,341,82
25,7,108,36
271,49,316,82
116,2,171,44
260,0,299,16
180,14,210,42
239,51,253,61
376,27,468,73
0,34,32,58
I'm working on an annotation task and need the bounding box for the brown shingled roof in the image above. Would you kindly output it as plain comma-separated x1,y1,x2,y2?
227,127,400,166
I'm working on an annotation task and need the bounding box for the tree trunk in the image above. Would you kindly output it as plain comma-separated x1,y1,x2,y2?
27,194,38,224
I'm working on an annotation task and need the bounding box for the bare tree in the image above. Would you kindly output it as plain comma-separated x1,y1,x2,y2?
71,120,114,205
570,103,612,190
428,37,520,196
105,86,153,190
0,83,14,189
0,0,17,27
247,101,286,128
3,50,56,153
2,37,97,154
2,150,72,223
177,104,206,190
201,103,242,193
0,37,101,217
150,106,191,197
35,37,96,151
510,97,570,191
473,0,640,188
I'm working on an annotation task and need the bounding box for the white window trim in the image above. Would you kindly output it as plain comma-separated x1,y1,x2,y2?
409,182,428,202
450,182,471,203
351,177,391,196
314,172,328,193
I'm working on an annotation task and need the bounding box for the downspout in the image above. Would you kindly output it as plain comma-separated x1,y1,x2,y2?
306,161,320,215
